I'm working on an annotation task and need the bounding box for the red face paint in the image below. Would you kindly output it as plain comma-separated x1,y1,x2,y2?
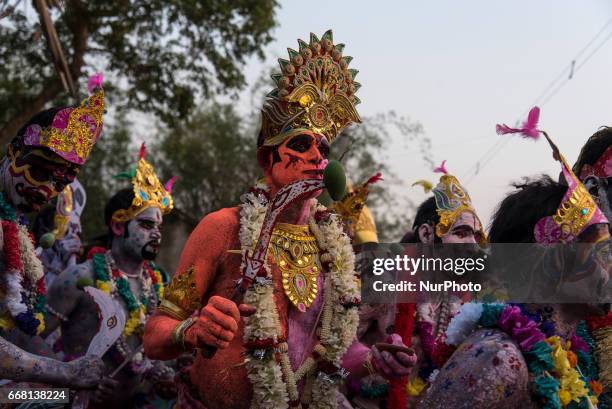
265,131,330,191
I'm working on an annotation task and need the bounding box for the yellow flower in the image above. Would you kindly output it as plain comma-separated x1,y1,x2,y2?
559,389,572,406
154,270,164,299
96,280,111,294
35,312,45,335
406,377,427,396
0,313,15,331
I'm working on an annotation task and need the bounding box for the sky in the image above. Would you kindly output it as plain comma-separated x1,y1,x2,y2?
239,0,612,232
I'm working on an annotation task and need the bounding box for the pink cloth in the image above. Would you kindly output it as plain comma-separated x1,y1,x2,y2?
287,274,324,372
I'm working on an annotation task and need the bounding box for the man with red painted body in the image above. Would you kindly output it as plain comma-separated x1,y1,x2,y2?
144,30,416,409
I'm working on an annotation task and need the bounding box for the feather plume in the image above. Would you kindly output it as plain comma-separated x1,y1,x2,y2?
365,172,383,185
495,106,541,139
412,180,434,193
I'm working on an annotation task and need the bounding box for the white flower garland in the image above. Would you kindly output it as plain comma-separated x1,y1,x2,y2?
2,224,44,320
239,184,360,409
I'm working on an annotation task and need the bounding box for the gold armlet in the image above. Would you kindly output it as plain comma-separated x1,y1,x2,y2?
163,266,202,317
171,317,197,350
158,299,190,321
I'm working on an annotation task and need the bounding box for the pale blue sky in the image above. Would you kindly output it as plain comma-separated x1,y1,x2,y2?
241,0,612,231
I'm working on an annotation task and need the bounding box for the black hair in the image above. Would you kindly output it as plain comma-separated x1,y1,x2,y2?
401,197,440,243
256,129,282,169
488,176,566,243
11,107,64,149
573,127,612,176
104,188,135,242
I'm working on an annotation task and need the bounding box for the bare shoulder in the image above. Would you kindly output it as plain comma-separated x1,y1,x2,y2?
183,207,240,253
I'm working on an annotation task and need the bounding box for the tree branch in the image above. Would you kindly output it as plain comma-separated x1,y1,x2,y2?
0,0,89,146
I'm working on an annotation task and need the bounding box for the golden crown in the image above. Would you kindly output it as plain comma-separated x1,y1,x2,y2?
111,144,174,223
261,30,361,147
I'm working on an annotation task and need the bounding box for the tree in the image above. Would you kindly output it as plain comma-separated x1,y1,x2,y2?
0,0,278,144
152,102,260,221
333,112,430,242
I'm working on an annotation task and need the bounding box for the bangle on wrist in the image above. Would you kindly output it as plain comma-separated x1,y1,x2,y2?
171,317,197,350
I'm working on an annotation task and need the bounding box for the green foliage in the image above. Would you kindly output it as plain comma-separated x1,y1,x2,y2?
0,0,278,134
152,102,260,220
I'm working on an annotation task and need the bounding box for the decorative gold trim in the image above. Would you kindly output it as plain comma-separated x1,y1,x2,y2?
158,299,189,321
271,224,321,312
163,266,201,317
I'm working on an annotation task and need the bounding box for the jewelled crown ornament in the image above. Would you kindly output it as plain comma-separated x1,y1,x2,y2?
496,106,608,244
413,160,487,245
22,73,105,165
261,30,361,147
331,172,383,243
111,143,175,223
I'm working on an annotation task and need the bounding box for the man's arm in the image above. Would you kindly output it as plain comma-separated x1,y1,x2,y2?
41,262,90,338
144,208,243,360
0,336,104,388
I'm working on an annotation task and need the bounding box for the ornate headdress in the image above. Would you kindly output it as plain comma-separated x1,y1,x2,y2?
21,73,105,165
413,160,487,244
111,143,175,223
260,30,361,147
496,106,608,244
331,173,382,244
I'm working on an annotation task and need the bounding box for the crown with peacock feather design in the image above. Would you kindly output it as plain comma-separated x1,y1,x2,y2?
260,30,361,147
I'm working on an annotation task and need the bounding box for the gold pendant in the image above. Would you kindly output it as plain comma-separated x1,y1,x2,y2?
271,223,321,312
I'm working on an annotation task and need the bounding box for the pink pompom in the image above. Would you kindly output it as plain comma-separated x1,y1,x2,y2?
139,143,146,159
433,160,448,174
164,176,177,193
87,72,104,94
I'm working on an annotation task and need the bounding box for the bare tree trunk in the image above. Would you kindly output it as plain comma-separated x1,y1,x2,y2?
0,0,88,147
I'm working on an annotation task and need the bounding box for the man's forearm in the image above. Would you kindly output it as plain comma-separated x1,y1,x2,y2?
0,336,76,386
143,313,185,360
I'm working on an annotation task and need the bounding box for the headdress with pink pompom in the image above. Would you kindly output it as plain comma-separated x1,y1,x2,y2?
495,106,608,244
21,73,105,165
412,160,487,244
111,143,175,223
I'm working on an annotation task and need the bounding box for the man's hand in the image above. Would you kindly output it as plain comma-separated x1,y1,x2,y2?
371,334,417,379
91,376,120,404
184,295,256,350
64,356,105,389
58,234,82,263
153,378,177,400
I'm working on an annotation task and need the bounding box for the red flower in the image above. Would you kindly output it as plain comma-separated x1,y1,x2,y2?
2,221,23,271
587,313,612,331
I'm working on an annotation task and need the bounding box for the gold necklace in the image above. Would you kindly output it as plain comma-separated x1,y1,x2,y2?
270,223,321,312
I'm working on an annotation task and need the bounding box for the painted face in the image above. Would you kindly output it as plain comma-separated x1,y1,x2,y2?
265,132,329,191
440,211,483,244
582,175,612,234
1,146,79,212
121,207,163,261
